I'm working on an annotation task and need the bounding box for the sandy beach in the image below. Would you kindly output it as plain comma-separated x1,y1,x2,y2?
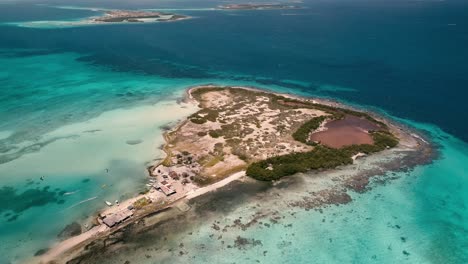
34,169,246,264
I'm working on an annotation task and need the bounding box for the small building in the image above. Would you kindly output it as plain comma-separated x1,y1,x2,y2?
169,171,179,180
102,209,134,227
160,185,176,196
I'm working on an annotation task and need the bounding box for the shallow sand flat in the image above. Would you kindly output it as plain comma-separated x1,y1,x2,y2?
0,130,13,140
0,99,198,181
0,98,198,263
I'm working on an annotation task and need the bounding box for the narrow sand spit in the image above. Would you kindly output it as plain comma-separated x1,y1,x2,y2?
186,171,245,199
36,225,108,264
34,170,245,264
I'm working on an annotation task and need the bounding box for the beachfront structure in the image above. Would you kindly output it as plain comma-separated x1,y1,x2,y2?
160,184,176,196
102,209,134,227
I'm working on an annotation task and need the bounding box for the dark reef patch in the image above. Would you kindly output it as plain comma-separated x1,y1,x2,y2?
233,236,262,250
126,139,143,145
190,180,270,215
34,248,49,256
58,222,82,239
0,185,66,215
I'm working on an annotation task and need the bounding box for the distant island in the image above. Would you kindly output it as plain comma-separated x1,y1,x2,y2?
7,9,190,28
92,10,189,23
218,3,302,10
6,4,307,29
34,86,430,263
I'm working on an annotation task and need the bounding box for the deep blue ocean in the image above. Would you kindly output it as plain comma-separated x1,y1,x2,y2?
0,0,467,263
2,0,468,140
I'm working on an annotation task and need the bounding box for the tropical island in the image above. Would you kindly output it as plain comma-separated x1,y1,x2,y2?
92,10,189,23
33,86,431,263
166,86,398,184
218,3,302,10
11,9,190,28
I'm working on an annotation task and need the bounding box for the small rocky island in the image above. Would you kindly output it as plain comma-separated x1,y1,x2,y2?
92,10,189,23
218,3,301,10
35,86,431,264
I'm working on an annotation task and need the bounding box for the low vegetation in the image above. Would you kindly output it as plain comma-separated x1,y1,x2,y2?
292,116,327,145
246,146,353,181
187,86,399,182
189,109,219,124
133,197,151,209
247,130,398,181
247,97,398,181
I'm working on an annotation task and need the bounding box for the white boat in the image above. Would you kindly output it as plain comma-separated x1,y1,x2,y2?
115,200,119,205
105,201,112,206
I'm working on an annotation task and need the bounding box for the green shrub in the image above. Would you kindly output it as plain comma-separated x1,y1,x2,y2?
247,120,398,181
189,109,219,124
209,130,222,138
246,146,353,181
292,116,327,144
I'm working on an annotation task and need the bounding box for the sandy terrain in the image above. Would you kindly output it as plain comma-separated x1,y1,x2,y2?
162,86,329,183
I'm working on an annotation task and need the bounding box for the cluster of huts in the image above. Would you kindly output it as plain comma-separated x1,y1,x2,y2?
147,175,176,196
148,151,201,196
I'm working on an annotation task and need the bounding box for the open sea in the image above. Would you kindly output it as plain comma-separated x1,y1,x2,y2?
0,0,467,263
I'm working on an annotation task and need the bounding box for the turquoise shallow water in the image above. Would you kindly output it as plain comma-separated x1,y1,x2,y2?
82,121,467,264
0,50,302,262
0,0,467,263
0,51,189,262
0,48,466,264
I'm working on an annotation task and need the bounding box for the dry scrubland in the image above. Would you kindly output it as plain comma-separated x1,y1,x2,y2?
161,86,399,183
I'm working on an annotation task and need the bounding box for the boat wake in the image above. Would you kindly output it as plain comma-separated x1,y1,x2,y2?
64,196,98,210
